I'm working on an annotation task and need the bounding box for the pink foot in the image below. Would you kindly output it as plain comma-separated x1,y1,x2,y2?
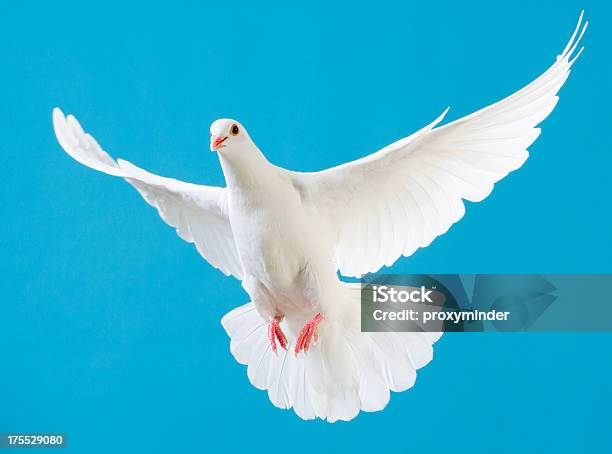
268,316,288,353
295,313,324,356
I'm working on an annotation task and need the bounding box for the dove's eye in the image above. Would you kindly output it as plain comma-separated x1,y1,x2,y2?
230,124,240,136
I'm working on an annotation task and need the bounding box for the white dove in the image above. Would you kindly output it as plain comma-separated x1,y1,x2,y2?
53,14,586,422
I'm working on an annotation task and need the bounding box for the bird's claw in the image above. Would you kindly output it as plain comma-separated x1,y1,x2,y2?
268,316,288,353
295,313,323,356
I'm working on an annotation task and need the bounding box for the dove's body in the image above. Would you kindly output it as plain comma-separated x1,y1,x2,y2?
52,14,587,422
221,150,331,322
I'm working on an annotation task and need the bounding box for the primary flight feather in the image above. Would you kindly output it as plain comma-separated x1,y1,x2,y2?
53,13,587,422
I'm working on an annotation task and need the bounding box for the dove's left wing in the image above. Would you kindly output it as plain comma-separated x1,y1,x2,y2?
53,108,243,279
293,14,587,278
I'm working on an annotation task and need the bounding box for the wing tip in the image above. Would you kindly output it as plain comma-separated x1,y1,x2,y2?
438,106,451,121
428,106,451,130
52,106,77,151
559,11,588,64
52,106,64,132
51,108,125,175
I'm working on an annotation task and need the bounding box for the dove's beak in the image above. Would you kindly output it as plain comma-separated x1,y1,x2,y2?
210,135,228,152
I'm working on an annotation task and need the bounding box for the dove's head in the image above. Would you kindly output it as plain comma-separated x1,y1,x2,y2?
210,119,251,153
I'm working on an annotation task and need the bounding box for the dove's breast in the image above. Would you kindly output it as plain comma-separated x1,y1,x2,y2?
227,173,335,316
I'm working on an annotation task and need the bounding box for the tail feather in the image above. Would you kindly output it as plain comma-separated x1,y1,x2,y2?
221,289,442,423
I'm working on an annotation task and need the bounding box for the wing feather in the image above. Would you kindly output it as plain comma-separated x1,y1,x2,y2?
292,14,587,277
53,108,243,279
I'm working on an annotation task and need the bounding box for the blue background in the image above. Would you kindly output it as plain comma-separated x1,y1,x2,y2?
1,1,610,452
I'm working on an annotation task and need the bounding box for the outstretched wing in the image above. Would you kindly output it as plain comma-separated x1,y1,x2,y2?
293,14,587,278
53,108,243,279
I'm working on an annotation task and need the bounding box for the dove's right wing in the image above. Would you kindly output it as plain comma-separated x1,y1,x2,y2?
53,108,243,280
292,14,587,278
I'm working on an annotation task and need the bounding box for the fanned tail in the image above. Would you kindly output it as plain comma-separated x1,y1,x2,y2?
221,284,442,422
